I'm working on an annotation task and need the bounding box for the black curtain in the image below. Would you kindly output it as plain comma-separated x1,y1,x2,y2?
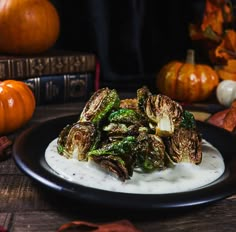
53,0,204,89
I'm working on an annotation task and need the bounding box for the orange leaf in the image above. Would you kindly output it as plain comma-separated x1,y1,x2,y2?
215,30,236,59
223,106,236,131
201,0,224,35
57,220,141,232
216,68,236,80
222,59,236,72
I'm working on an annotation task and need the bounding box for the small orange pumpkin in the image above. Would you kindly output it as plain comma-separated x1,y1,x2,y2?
0,80,36,135
0,0,60,55
156,49,219,102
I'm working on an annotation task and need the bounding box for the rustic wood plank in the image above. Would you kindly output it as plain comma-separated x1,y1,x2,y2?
10,211,69,232
3,199,236,232
0,213,12,231
135,200,236,232
31,102,84,123
0,175,51,212
0,159,22,175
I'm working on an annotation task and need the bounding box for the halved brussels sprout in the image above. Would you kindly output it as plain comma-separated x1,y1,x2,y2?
165,127,202,165
79,87,120,124
57,122,99,160
57,123,74,155
145,94,183,136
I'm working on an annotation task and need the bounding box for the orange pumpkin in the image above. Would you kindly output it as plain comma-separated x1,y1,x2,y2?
0,80,36,135
0,0,60,55
156,49,219,102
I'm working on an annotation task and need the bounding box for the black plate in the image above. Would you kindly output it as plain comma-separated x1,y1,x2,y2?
12,114,236,211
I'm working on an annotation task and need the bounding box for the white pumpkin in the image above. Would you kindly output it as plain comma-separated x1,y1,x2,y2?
216,80,236,107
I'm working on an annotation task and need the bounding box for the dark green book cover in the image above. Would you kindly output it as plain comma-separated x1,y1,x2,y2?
23,73,94,105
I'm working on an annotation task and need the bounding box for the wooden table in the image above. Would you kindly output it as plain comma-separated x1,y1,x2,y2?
1,98,236,232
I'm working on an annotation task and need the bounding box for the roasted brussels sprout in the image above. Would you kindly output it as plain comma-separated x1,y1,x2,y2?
145,94,183,136
108,108,141,125
79,87,120,124
136,130,166,171
165,127,202,165
57,123,74,155
91,155,130,181
137,86,152,115
57,122,99,160
103,108,148,141
88,136,137,181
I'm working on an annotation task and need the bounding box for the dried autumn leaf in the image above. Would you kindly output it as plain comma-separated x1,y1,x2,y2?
222,0,234,22
207,100,236,132
222,100,236,131
190,0,233,42
207,108,230,128
215,29,236,59
0,136,12,161
57,220,141,232
201,0,225,35
189,24,221,42
222,59,236,72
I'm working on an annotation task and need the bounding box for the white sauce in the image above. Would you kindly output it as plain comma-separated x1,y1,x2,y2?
45,139,225,194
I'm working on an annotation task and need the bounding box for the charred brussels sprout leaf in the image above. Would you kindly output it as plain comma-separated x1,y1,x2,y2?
79,87,120,124
57,122,100,160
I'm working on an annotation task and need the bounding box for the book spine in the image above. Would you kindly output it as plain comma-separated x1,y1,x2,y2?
23,73,94,105
0,54,96,80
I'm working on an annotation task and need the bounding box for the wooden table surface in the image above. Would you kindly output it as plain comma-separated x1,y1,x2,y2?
1,95,236,232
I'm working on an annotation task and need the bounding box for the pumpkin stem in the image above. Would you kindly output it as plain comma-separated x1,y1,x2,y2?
186,49,195,65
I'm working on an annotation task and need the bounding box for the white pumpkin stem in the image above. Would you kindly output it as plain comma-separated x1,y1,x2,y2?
186,49,195,65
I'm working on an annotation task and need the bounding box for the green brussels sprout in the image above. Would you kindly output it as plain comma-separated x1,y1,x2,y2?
88,136,137,181
79,87,120,124
108,108,141,125
136,130,166,172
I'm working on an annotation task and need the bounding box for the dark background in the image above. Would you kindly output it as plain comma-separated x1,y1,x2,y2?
51,0,208,90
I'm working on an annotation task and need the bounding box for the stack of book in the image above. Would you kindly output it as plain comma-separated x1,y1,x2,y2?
0,50,99,105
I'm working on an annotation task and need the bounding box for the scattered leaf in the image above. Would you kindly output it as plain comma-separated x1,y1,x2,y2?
57,220,141,232
201,0,225,35
215,30,236,59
